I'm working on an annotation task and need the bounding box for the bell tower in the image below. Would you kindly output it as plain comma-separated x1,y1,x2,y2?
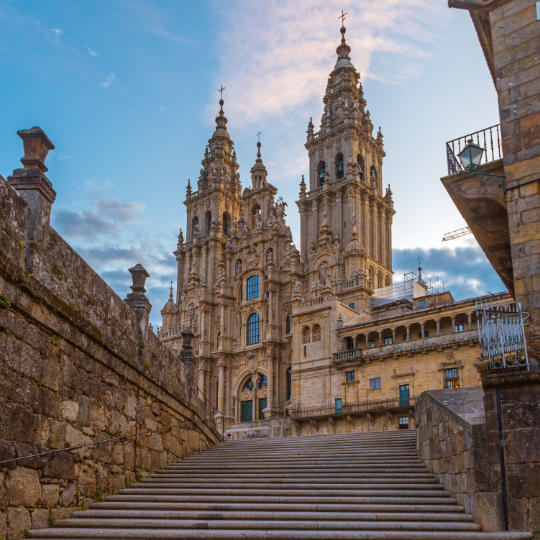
297,23,394,296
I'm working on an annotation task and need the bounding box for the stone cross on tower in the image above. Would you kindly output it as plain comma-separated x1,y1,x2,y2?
218,84,225,100
339,9,348,26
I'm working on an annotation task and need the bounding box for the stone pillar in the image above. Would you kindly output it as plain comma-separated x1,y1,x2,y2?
377,330,382,346
8,127,56,272
420,322,425,339
180,328,194,397
406,326,410,341
265,351,274,419
436,319,441,336
217,360,225,414
467,313,472,329
391,328,396,343
481,368,540,533
124,263,152,338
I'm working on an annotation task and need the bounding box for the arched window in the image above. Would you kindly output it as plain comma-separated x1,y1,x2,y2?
318,161,326,187
286,367,292,401
377,271,383,288
285,314,291,335
385,275,391,286
222,212,230,235
302,326,311,344
246,275,260,300
357,154,365,180
246,313,260,345
368,266,375,287
312,324,321,342
335,153,344,179
191,216,199,238
205,210,212,234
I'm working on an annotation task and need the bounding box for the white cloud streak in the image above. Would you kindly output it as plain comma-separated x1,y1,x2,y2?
211,0,444,126
100,72,115,88
87,46,98,57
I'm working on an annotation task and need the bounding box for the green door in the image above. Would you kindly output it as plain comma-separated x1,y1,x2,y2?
399,385,410,407
258,398,267,420
240,400,253,422
335,397,343,415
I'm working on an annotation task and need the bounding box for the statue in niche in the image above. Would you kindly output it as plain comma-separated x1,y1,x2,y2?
235,258,242,276
255,212,262,229
319,261,329,286
292,280,301,296
276,197,287,219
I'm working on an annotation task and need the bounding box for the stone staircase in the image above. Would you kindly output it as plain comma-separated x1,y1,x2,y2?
31,431,532,539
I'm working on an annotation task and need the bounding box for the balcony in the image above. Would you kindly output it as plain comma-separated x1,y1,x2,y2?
441,124,512,294
334,329,478,363
291,396,416,421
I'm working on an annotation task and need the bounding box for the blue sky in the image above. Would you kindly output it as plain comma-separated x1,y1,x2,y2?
0,0,505,325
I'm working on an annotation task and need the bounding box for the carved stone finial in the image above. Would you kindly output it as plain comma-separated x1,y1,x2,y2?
17,127,55,173
129,263,150,293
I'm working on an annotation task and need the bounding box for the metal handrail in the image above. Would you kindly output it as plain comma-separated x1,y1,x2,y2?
0,423,190,467
446,124,502,175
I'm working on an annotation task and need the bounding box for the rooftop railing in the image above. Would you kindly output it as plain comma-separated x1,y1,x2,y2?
446,124,502,175
291,396,416,420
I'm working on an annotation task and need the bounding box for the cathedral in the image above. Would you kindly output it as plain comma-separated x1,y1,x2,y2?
158,24,508,437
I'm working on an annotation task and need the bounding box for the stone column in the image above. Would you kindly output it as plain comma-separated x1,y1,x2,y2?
406,326,410,341
451,316,456,332
217,360,225,414
391,328,396,343
377,330,382,347
124,264,152,338
467,313,472,329
436,319,441,336
265,351,274,419
8,127,56,272
420,322,425,339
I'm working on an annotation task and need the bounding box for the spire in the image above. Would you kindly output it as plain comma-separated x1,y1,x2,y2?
186,178,192,198
212,98,229,139
250,136,267,188
335,24,352,69
169,281,174,300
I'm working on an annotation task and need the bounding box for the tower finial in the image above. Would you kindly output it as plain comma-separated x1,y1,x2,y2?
169,281,174,300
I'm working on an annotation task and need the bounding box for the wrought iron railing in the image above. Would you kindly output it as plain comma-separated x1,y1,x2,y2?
446,124,502,175
291,396,416,420
476,300,529,370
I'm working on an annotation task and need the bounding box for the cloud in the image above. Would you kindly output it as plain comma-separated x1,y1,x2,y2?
84,179,115,193
51,28,62,40
100,72,115,88
392,246,506,300
87,46,98,57
54,209,122,239
211,0,444,125
97,198,145,224
53,197,144,239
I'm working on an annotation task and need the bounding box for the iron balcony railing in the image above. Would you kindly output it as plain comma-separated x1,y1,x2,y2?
446,124,502,175
290,396,416,420
476,300,529,370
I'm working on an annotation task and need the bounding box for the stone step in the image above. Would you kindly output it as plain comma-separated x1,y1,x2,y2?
118,488,451,497
105,494,460,505
73,509,475,522
105,495,460,505
47,518,484,531
30,528,533,539
147,475,437,482
127,482,446,490
90,501,466,513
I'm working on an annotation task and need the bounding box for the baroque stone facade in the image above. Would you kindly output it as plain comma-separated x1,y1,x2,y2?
158,25,511,436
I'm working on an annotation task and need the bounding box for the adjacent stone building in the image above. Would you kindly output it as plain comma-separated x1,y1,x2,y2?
158,24,512,437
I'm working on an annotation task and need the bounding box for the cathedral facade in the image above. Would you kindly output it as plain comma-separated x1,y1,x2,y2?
159,25,508,437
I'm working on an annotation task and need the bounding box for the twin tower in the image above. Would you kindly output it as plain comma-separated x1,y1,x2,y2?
160,25,395,426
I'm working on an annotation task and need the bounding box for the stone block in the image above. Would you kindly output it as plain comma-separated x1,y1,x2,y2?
65,425,92,458
0,511,6,538
31,508,49,529
6,467,40,506
60,400,79,422
40,483,59,507
6,507,31,540
76,467,96,497
42,452,76,480
59,482,76,506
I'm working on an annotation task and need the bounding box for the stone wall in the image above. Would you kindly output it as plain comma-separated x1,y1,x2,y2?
0,169,220,540
417,374,539,536
416,388,502,531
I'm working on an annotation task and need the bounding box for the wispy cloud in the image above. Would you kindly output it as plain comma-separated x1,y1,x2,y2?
211,0,444,126
53,197,144,239
100,72,115,88
87,46,98,57
51,27,62,41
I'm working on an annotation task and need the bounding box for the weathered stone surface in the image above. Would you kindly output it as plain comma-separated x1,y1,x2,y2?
31,508,50,529
39,484,59,508
42,452,76,480
6,506,31,540
59,400,79,422
6,467,41,506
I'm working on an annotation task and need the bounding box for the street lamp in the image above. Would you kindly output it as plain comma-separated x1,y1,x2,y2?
458,139,484,171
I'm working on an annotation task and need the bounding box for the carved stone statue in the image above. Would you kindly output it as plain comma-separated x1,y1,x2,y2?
319,261,329,286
